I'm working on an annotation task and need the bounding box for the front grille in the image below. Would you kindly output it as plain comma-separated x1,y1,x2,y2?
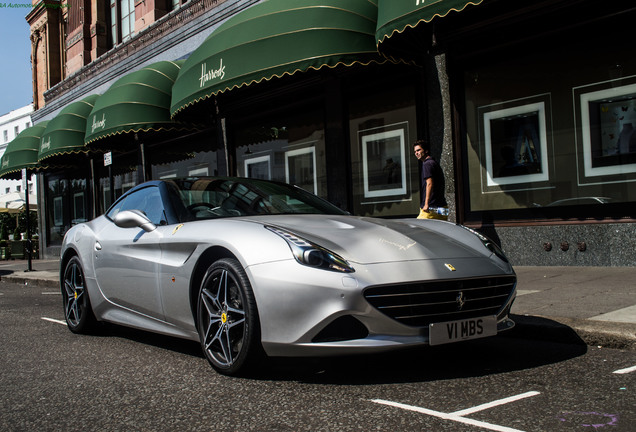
363,275,516,327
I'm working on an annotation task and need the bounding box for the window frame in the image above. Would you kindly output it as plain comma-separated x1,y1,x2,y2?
110,0,136,46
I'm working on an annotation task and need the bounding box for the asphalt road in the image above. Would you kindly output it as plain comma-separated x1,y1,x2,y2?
1,279,634,431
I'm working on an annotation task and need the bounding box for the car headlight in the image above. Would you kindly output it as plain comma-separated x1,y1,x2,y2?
460,225,509,263
266,226,354,273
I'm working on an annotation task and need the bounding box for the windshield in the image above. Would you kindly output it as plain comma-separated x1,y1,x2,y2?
166,178,347,220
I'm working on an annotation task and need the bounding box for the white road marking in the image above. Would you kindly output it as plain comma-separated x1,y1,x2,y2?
451,391,541,416
590,304,636,324
42,291,61,295
41,317,67,326
516,290,540,296
613,365,636,374
372,391,540,432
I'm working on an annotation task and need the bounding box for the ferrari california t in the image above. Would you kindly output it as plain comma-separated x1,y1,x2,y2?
60,177,516,375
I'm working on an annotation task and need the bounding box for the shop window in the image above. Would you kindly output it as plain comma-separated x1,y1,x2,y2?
151,150,218,180
46,177,87,246
233,108,328,199
462,20,636,217
348,85,419,217
73,192,86,224
98,170,138,214
188,166,209,176
285,146,318,195
148,129,219,181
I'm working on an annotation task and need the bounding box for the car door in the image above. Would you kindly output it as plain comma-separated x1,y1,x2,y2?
93,185,167,319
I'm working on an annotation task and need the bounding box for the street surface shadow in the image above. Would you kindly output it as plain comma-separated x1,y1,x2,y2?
258,334,587,384
90,316,587,384
93,322,204,359
507,314,590,346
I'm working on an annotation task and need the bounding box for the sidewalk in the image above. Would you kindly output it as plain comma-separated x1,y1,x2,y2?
1,259,634,350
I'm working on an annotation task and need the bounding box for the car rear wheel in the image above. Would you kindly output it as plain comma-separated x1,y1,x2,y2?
62,256,97,333
197,258,262,375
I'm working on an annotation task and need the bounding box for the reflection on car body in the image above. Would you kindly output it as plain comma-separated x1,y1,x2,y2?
60,177,516,376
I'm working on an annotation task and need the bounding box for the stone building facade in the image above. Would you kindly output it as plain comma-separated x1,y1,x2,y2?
24,0,636,266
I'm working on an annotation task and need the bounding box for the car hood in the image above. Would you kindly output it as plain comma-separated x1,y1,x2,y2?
247,215,486,264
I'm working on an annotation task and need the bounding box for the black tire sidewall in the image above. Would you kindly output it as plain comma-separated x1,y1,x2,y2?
62,256,96,334
197,258,261,375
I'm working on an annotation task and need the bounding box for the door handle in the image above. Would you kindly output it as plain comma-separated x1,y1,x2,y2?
95,241,102,251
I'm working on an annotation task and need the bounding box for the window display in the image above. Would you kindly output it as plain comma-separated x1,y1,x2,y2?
576,80,636,178
480,100,549,187
360,126,408,198
349,86,419,217
462,31,636,214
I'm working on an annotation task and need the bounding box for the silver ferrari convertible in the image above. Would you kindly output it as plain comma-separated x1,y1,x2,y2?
61,177,516,375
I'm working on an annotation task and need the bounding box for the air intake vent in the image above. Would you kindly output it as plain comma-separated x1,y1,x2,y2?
312,316,369,343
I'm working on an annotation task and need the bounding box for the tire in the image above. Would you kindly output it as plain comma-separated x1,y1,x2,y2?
197,258,263,375
62,256,98,334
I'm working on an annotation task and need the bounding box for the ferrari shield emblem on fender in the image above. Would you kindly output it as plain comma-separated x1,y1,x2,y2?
172,224,184,235
445,263,456,272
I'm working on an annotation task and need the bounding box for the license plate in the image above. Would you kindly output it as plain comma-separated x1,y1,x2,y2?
429,316,497,346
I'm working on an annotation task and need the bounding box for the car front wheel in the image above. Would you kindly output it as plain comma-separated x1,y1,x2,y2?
197,258,263,375
62,256,97,333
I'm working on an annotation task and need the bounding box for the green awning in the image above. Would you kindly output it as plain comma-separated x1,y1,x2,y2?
38,94,100,167
376,0,483,50
171,0,385,118
85,60,198,149
0,122,49,180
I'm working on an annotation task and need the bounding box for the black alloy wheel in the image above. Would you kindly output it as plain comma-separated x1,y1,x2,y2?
62,256,97,333
197,258,262,375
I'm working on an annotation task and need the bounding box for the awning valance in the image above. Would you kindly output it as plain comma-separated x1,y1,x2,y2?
170,0,385,118
0,122,49,180
38,94,99,167
376,0,483,52
85,60,198,149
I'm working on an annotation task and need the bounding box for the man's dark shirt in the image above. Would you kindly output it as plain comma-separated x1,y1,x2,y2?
421,156,447,208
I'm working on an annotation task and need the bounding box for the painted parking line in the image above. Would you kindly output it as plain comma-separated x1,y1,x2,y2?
516,290,540,296
371,391,540,432
42,291,61,295
613,365,636,374
590,304,636,324
41,317,67,326
450,391,541,416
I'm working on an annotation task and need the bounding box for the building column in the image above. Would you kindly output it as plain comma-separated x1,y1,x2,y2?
426,51,456,223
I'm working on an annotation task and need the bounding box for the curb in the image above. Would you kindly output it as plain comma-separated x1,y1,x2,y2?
0,274,59,289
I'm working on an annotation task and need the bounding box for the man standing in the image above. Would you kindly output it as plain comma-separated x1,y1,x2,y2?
413,140,448,220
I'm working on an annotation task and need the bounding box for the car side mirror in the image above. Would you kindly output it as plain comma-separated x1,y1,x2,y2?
113,209,157,232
